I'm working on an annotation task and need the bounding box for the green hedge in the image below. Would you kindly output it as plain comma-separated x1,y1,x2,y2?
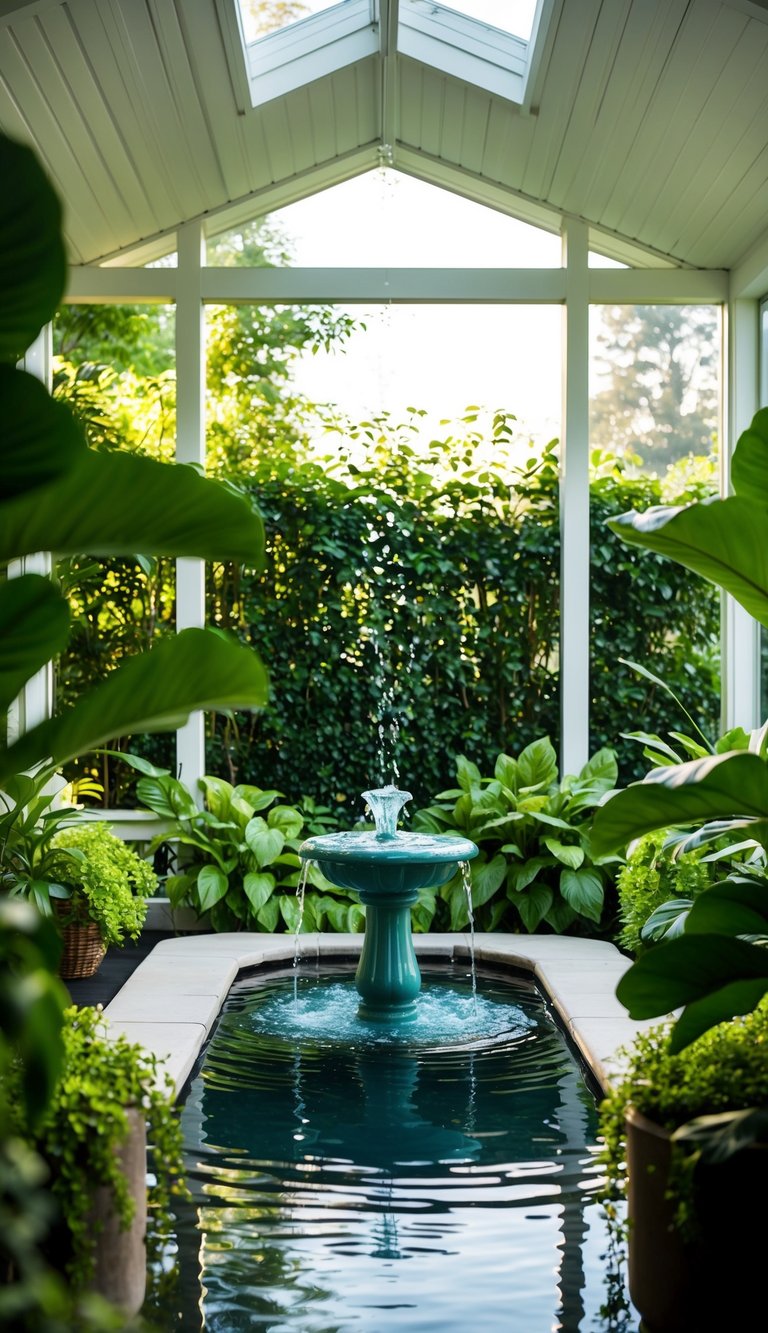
204,426,719,819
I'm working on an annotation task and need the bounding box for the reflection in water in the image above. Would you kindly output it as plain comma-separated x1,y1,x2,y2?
145,967,635,1332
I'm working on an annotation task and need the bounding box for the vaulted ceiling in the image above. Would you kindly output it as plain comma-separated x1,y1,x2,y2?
2,0,768,273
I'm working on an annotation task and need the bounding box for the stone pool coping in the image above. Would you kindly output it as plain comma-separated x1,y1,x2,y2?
101,933,666,1099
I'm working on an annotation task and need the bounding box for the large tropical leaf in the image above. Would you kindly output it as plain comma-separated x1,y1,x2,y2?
2,368,83,498
591,751,768,855
0,446,264,567
608,496,768,628
684,875,768,938
0,628,268,782
0,575,70,712
0,136,66,364
615,933,768,1051
730,406,768,503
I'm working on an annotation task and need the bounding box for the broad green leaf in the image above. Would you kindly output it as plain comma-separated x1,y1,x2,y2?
256,895,280,931
136,773,199,820
516,883,553,932
199,775,234,821
559,867,604,922
507,856,551,893
576,746,618,787
591,752,768,856
243,872,275,912
110,750,171,779
608,495,768,630
456,755,483,792
640,897,692,942
445,876,472,930
268,805,304,839
0,447,265,568
0,628,269,783
618,657,713,751
517,737,558,790
470,854,507,906
0,135,66,363
544,898,577,933
615,934,768,1051
196,865,228,913
278,894,301,933
730,406,768,503
165,873,193,908
2,367,83,497
621,730,684,766
544,837,584,869
0,574,70,711
684,876,768,937
232,786,282,812
244,824,285,868
493,753,519,792
348,903,366,932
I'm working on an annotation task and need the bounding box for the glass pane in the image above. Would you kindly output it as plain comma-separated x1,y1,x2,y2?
237,0,346,43
52,303,177,807
437,0,537,39
205,298,560,817
207,169,562,267
588,304,721,782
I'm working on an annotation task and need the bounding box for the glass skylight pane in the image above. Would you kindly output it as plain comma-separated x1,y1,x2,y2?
438,0,538,40
238,0,345,44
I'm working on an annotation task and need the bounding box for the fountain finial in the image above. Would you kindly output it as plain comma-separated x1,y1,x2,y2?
362,784,412,840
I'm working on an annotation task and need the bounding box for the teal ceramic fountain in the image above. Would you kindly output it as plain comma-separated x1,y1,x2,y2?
298,785,478,1022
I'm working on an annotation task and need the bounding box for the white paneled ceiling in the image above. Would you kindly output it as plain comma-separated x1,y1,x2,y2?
2,0,768,269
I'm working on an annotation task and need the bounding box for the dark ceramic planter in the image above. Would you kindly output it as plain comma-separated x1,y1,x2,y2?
626,1106,767,1332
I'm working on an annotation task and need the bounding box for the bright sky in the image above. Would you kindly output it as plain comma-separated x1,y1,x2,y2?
272,172,564,445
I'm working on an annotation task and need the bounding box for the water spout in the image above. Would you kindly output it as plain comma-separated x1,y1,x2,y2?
362,784,413,840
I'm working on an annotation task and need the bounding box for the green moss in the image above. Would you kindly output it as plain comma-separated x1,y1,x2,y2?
49,823,156,947
598,999,768,1235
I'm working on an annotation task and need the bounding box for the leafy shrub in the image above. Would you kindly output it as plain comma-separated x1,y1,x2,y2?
48,822,156,947
130,758,363,934
412,737,621,935
615,831,719,954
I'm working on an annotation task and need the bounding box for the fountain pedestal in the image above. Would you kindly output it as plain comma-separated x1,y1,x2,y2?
298,785,478,1022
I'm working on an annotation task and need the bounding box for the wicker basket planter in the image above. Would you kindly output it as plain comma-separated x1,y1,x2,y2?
54,901,106,979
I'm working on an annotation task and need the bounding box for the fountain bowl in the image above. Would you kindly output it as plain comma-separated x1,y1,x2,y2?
297,828,478,898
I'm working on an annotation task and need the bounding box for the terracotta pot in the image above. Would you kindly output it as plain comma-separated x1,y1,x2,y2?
88,1106,147,1315
626,1106,767,1332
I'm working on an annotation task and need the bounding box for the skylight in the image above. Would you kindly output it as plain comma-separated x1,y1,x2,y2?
226,0,551,110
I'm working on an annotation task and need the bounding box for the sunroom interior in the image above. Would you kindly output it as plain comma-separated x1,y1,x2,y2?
5,0,768,1327
5,0,768,797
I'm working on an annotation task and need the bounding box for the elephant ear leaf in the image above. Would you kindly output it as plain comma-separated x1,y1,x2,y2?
0,575,70,713
0,135,66,364
730,407,768,504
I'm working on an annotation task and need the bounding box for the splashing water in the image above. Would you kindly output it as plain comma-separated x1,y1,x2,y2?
292,860,311,1003
461,860,477,1004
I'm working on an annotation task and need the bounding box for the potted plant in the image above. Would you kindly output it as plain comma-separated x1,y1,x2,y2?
591,406,768,1330
6,1002,188,1317
0,770,157,978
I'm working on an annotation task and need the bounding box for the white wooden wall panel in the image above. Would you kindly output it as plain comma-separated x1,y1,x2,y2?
656,25,768,257
256,96,298,186
174,0,251,195
73,0,180,234
410,64,444,156
101,1,205,219
454,85,490,171
439,77,466,162
608,5,727,241
478,97,532,187
581,1,690,221
624,8,750,249
0,24,106,258
520,0,602,199
691,156,768,270
307,73,343,160
147,0,227,200
546,0,634,209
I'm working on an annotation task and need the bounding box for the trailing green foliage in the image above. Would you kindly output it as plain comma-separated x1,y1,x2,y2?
598,1001,768,1238
127,755,364,934
412,737,620,935
48,824,156,948
6,1004,188,1291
